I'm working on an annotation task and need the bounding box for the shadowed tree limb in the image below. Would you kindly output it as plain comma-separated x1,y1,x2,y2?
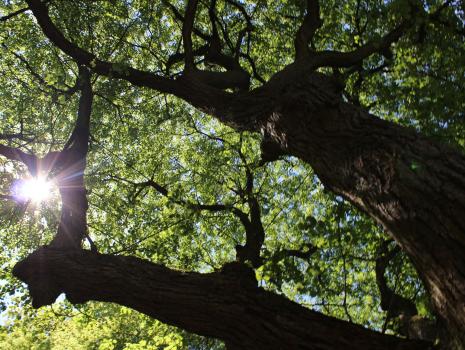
0,6,28,22
47,66,93,250
0,144,38,174
267,243,317,264
112,165,265,268
376,241,438,341
182,0,199,71
310,2,453,70
12,247,431,350
294,0,322,60
311,22,408,69
376,241,418,320
26,0,248,98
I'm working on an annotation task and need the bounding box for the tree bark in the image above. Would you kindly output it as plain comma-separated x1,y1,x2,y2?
251,67,465,347
13,247,430,350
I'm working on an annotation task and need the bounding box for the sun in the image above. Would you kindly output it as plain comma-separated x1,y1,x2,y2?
13,177,54,203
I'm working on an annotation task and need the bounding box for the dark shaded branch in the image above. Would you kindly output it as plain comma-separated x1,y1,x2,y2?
130,177,231,213
166,0,251,90
166,44,209,72
375,241,438,341
62,66,92,152
294,0,322,59
310,1,453,69
0,144,38,174
376,241,418,320
162,0,210,41
312,22,407,69
234,146,265,267
239,53,265,84
427,0,464,37
0,6,28,22
182,0,199,70
268,243,317,264
0,132,34,142
13,247,430,350
47,67,93,250
115,161,264,267
225,0,252,25
224,0,253,59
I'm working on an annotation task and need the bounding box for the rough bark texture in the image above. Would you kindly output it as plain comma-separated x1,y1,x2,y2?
251,68,465,347
13,247,430,350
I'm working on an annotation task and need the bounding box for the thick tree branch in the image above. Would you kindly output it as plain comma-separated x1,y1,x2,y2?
46,67,93,249
182,0,199,71
13,247,430,350
294,0,322,60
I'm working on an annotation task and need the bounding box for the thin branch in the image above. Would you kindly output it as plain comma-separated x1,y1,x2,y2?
0,6,28,22
310,1,454,69
2,44,79,96
0,133,34,142
233,142,265,267
268,243,317,263
162,0,210,41
312,22,407,68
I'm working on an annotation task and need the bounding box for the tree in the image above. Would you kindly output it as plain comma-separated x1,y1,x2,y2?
0,0,464,348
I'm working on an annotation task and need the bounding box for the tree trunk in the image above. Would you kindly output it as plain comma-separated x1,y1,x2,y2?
13,247,430,350
253,68,465,347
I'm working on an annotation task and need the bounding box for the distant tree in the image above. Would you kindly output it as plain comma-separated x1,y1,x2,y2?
1,0,464,349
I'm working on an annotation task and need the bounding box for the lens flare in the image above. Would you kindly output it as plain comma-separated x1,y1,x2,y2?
13,177,53,203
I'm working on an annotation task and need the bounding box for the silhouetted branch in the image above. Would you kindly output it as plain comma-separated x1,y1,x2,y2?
376,241,417,330
295,0,322,59
182,0,199,71
0,6,28,22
